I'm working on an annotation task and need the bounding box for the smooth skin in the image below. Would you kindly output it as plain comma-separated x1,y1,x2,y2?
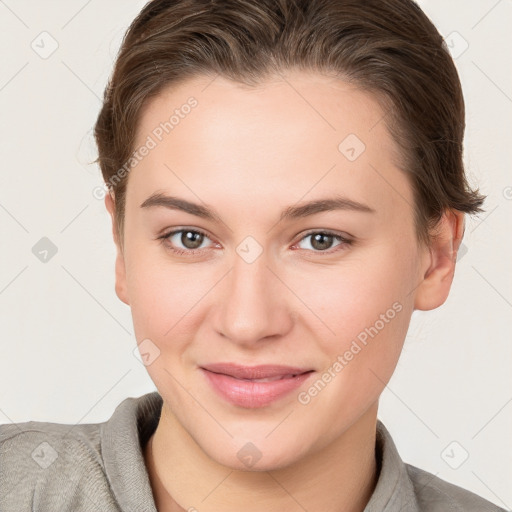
105,71,464,512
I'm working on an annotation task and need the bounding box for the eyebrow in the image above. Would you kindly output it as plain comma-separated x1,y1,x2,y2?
140,192,376,222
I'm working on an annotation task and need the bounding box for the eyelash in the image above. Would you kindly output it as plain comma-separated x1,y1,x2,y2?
157,228,353,257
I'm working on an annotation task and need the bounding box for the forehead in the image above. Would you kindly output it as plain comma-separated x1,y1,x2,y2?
129,72,413,224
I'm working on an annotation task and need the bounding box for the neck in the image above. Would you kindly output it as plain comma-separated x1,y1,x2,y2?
144,403,379,512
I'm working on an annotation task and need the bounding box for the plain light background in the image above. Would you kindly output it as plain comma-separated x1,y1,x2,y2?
0,0,511,508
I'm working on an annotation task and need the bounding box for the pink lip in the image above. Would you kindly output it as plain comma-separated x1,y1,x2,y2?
200,363,314,408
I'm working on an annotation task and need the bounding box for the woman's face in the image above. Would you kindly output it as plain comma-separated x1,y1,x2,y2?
111,72,436,469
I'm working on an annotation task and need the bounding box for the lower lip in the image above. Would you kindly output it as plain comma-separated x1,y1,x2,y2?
201,369,314,408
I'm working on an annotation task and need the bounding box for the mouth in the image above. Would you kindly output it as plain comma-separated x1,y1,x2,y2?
199,363,315,408
229,373,309,382
200,362,314,380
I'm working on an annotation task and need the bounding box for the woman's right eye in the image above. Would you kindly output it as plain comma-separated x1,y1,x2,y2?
159,229,216,255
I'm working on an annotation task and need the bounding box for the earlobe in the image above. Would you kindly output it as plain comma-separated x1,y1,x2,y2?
413,209,465,311
104,192,130,306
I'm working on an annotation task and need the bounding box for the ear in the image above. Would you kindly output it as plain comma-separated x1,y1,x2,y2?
413,209,465,311
104,192,130,306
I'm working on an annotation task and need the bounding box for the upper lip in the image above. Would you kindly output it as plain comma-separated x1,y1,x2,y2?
201,363,313,380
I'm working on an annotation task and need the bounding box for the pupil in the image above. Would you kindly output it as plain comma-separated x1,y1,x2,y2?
182,231,203,249
312,233,332,251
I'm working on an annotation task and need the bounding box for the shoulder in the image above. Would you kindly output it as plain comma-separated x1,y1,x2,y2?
405,463,507,512
0,419,119,511
374,420,506,512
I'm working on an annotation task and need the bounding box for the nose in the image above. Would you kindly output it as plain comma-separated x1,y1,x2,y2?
214,251,294,348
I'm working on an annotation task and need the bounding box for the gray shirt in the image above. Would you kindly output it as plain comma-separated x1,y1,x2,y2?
0,392,505,511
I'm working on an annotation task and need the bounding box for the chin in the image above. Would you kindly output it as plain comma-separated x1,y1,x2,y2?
201,433,311,473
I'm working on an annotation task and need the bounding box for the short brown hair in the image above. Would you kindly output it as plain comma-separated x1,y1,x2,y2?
94,0,485,247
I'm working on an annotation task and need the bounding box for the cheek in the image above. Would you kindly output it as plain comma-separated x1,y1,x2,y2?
123,238,184,332
127,258,204,340
290,240,418,403
126,257,206,393
293,258,415,432
292,244,416,339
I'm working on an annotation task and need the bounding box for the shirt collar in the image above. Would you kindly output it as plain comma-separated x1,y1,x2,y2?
101,392,162,512
101,392,419,512
364,420,420,511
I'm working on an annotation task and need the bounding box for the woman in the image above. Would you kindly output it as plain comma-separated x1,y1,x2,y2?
0,0,506,510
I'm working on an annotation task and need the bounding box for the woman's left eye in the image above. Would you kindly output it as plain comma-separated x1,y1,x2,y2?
294,231,352,253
